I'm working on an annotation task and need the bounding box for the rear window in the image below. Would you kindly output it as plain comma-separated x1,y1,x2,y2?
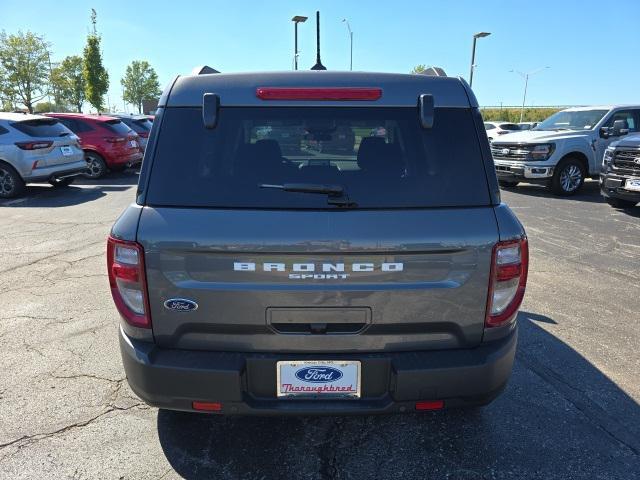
102,120,132,135
121,117,152,133
146,107,490,209
11,118,70,137
499,123,520,130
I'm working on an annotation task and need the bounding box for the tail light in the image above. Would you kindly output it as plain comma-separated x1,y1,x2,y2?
15,141,53,150
107,236,151,328
485,238,528,328
104,137,126,143
256,87,382,101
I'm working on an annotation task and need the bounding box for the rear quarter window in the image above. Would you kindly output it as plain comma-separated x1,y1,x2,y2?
10,118,71,137
146,107,491,209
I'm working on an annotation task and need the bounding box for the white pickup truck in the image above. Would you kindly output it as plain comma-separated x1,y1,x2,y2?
491,105,640,195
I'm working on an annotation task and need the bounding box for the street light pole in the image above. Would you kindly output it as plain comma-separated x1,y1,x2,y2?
342,19,353,71
469,32,491,88
510,67,549,122
291,16,308,70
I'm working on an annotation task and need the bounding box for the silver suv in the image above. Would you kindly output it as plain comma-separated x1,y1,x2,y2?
109,70,528,415
0,112,87,198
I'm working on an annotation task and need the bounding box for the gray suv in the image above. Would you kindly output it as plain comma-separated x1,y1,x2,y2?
0,112,87,198
108,70,528,414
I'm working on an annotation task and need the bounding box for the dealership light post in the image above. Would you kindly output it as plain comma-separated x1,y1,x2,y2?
342,19,353,71
469,32,491,88
511,67,550,122
291,15,308,70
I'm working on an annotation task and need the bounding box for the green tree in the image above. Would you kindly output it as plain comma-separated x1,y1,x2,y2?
121,60,161,113
0,30,51,113
411,64,426,74
51,55,85,112
34,100,66,113
82,11,109,113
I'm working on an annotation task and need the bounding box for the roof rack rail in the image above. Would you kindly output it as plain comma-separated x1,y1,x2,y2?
192,65,220,75
419,66,447,77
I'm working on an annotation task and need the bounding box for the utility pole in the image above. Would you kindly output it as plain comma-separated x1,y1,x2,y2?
342,19,353,71
511,67,549,122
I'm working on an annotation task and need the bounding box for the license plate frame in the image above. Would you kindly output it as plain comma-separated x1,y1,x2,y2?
276,360,361,399
624,178,640,192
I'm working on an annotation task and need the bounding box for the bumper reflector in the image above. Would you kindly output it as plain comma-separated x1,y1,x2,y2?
415,400,444,411
192,401,223,412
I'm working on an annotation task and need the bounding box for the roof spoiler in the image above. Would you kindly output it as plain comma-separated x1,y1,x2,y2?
192,65,220,75
419,66,447,77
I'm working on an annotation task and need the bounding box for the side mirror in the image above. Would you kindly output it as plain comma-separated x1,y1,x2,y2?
418,94,434,129
202,93,220,129
599,127,610,139
611,119,630,137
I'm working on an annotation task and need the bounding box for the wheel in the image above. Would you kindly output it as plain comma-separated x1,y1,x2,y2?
84,152,107,179
0,162,26,199
498,180,519,188
550,157,585,196
49,176,75,187
606,197,637,209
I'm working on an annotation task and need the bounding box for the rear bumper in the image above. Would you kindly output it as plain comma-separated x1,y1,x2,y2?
120,326,517,415
23,160,88,183
600,173,640,202
106,151,143,167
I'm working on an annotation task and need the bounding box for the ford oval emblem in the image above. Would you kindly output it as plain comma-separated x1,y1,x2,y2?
295,366,343,383
163,298,198,312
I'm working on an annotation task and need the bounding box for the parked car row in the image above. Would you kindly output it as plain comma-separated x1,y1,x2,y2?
0,111,150,198
488,105,640,209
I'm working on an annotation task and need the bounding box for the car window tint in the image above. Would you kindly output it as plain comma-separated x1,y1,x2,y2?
101,120,131,135
147,107,491,209
10,118,70,137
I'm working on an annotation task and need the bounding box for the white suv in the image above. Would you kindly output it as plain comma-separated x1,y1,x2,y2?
491,106,640,195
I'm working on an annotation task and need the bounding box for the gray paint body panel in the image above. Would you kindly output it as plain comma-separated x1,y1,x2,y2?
163,71,472,108
135,207,500,353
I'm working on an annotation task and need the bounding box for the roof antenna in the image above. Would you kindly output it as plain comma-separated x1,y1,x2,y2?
310,11,326,70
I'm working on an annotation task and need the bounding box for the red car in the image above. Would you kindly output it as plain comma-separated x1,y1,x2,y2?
44,113,143,178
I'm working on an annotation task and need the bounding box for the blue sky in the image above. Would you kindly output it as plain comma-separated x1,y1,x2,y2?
2,0,638,111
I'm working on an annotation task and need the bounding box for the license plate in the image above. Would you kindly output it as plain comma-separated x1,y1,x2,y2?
625,178,640,192
60,146,73,156
277,360,361,398
129,140,138,148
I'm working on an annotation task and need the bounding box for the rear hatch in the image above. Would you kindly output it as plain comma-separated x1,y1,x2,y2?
11,118,83,166
138,105,498,353
100,119,142,154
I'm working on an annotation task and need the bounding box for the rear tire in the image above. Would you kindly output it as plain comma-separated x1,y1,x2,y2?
605,197,637,209
49,176,75,187
550,157,585,196
498,180,519,188
84,152,107,179
0,162,25,199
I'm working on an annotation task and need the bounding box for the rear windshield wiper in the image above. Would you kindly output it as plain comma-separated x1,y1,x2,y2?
260,183,357,207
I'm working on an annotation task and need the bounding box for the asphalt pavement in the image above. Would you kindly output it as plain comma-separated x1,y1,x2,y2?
0,175,639,479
